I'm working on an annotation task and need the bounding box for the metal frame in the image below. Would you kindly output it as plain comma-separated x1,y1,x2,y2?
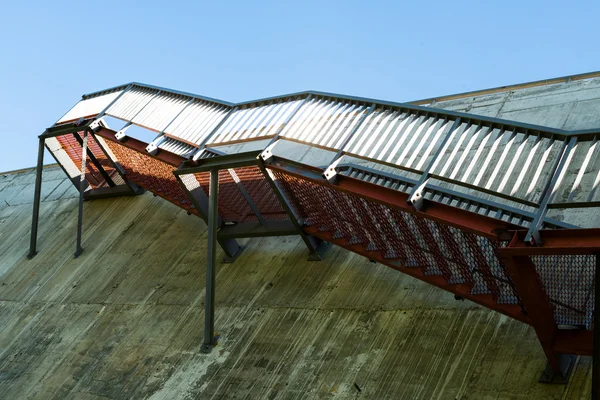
201,168,219,353
33,78,600,382
174,150,331,260
61,83,600,246
28,120,142,258
263,154,600,384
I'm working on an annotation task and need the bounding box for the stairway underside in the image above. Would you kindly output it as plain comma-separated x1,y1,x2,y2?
37,82,600,380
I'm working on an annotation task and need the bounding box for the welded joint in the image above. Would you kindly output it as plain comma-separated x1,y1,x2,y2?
323,157,344,184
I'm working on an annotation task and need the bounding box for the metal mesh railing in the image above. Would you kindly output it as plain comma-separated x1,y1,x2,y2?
193,166,288,223
532,254,596,328
271,169,522,305
104,140,196,214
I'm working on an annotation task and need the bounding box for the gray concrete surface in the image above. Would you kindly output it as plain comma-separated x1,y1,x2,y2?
0,165,594,399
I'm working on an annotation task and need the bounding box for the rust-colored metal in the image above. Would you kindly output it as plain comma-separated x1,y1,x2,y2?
505,229,600,255
553,330,593,355
95,128,186,167
55,131,119,189
500,254,562,372
303,224,530,324
95,128,197,215
267,157,519,240
265,156,600,367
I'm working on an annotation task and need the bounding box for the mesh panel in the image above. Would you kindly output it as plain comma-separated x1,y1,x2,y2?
104,140,197,214
271,169,521,305
194,166,288,223
55,132,124,188
532,255,595,328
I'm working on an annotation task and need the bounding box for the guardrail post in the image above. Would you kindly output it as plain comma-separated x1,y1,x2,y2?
408,117,462,210
525,136,577,245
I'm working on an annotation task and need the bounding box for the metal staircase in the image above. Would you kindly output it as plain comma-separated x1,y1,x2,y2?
29,80,600,385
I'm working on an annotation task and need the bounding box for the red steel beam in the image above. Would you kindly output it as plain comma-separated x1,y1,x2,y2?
304,225,530,324
504,229,600,255
553,330,593,355
266,157,520,240
499,253,564,372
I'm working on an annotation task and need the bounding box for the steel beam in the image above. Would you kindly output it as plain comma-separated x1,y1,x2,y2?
500,253,575,382
503,229,600,256
257,158,331,260
178,151,262,174
227,169,266,225
218,220,299,239
83,184,145,200
71,132,116,188
266,155,518,240
201,168,219,354
27,137,46,259
174,173,242,261
41,121,91,139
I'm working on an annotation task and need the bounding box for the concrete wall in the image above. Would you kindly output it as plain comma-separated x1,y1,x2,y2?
429,76,600,131
0,167,594,399
428,76,600,228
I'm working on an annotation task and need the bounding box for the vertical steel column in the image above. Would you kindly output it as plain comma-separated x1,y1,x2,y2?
74,129,88,258
27,137,46,259
201,168,219,353
594,253,600,400
501,253,574,382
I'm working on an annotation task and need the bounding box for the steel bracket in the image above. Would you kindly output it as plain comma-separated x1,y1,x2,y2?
323,157,344,184
146,136,165,156
115,123,132,142
260,141,278,163
409,181,427,211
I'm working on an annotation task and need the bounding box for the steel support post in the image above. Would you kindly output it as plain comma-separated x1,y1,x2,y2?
201,168,219,353
174,173,243,262
594,253,600,399
501,253,575,383
74,130,88,258
28,137,46,259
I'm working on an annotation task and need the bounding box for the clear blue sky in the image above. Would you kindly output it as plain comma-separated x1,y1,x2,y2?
1,0,598,172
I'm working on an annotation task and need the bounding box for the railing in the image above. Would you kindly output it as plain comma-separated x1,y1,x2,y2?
53,83,600,244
